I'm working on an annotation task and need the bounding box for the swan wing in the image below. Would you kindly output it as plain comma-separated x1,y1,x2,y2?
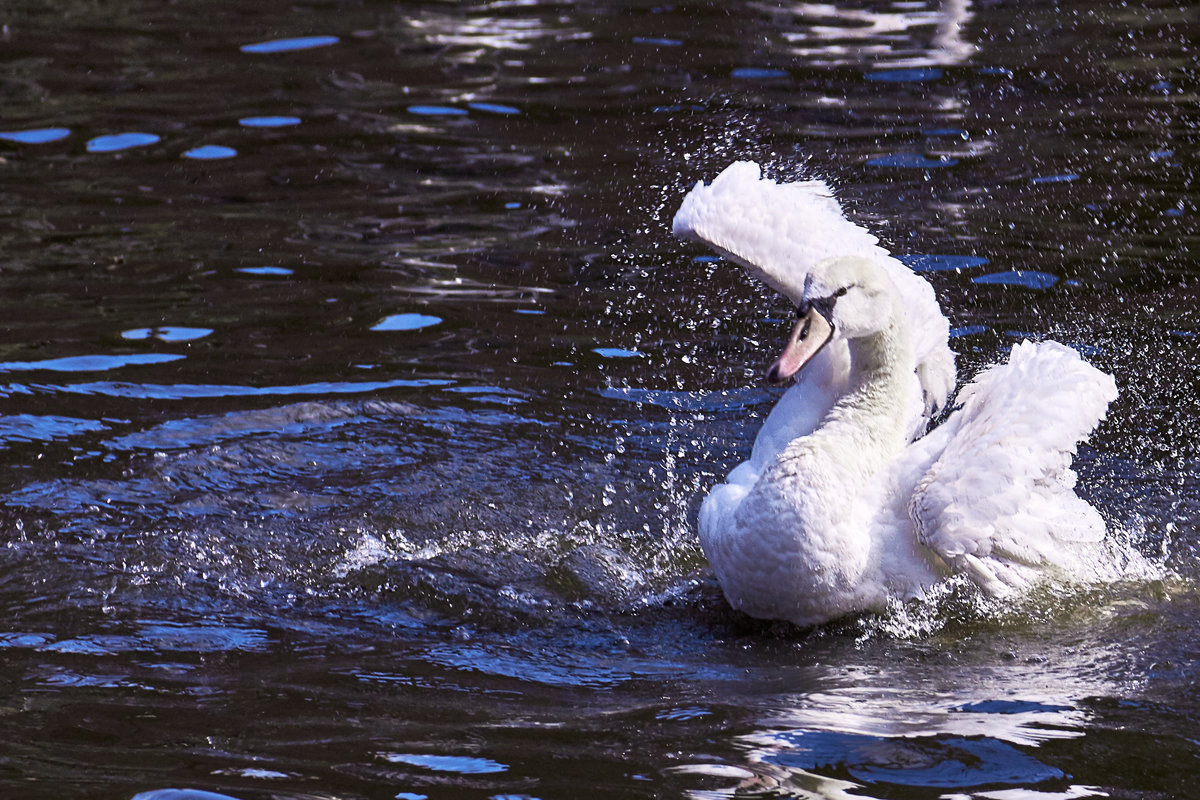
672,161,888,302
672,161,956,415
910,340,1118,593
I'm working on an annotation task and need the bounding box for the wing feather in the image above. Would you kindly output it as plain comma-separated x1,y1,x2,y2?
910,340,1118,593
673,161,889,300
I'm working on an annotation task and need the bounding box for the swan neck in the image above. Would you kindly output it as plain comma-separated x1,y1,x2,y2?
847,318,909,381
807,319,915,471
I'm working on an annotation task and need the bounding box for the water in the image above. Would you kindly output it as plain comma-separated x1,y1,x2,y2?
0,0,1197,797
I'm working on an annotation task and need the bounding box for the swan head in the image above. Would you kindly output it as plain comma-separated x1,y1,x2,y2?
767,256,898,383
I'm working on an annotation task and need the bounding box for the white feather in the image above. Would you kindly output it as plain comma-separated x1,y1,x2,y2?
910,341,1118,594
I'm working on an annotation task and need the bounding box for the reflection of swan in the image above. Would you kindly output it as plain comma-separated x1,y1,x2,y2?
673,162,1118,626
671,644,1122,799
771,0,977,66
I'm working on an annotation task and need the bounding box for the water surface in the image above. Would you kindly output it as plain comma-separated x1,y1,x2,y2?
1,1,1198,798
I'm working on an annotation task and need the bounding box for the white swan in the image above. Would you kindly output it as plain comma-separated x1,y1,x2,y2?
673,161,1118,626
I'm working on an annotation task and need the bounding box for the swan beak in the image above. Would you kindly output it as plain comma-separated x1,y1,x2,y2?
766,306,834,384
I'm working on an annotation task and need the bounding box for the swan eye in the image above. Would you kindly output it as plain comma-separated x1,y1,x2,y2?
796,288,846,324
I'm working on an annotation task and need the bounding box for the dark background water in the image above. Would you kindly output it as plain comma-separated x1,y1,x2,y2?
1,1,1198,798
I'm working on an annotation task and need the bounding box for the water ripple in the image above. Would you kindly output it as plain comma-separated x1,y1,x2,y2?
762,730,1064,789
1,378,452,401
0,414,106,444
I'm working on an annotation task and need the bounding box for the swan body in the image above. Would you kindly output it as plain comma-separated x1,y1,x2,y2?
674,162,1118,626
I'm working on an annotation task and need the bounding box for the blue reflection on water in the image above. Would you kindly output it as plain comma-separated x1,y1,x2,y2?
593,347,641,358
382,753,508,775
973,270,1060,289
237,266,294,276
136,622,271,653
86,133,161,153
656,706,712,721
43,623,269,655
0,127,71,144
731,67,788,79
868,67,943,82
899,254,990,272
122,327,214,342
950,325,989,338
444,386,526,405
372,313,442,332
0,414,106,443
183,145,237,160
867,153,959,168
957,699,1075,714
424,641,713,689
239,116,302,128
765,730,1063,788
37,671,137,689
633,36,682,46
407,105,468,116
132,790,245,800
0,633,55,649
468,102,521,115
0,353,183,373
1031,173,1079,184
239,35,339,54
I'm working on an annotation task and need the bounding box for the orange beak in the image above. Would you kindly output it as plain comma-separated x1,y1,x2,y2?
766,305,835,384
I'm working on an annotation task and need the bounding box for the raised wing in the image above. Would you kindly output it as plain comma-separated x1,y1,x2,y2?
910,340,1119,593
673,161,888,303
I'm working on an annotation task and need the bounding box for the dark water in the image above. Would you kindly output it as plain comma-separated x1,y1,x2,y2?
1,1,1198,798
